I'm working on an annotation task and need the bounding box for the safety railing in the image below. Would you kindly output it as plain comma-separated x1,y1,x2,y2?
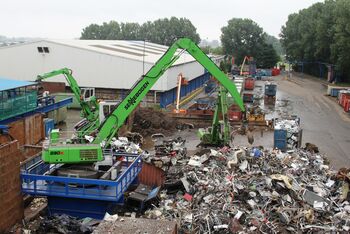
0,91,37,121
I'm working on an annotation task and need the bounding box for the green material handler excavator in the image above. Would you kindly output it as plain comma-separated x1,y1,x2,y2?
36,68,100,137
42,38,245,164
197,85,231,146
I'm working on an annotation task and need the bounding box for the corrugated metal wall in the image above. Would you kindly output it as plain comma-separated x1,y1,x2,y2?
160,72,210,108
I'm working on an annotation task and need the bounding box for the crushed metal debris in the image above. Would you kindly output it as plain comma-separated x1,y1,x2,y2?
140,144,350,233
16,138,350,233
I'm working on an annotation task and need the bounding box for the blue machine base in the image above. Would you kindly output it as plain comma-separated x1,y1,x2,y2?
48,196,123,219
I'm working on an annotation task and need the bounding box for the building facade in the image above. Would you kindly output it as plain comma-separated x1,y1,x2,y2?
0,40,217,107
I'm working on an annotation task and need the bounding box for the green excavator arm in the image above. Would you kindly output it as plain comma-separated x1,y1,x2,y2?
36,68,99,122
93,38,244,145
198,86,231,146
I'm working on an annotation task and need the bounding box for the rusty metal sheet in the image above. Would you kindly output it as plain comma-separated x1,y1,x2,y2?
138,162,165,187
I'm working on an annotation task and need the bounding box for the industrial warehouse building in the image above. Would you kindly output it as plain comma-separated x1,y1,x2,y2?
0,39,219,108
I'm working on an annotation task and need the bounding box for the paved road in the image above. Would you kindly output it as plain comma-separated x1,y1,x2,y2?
274,73,350,169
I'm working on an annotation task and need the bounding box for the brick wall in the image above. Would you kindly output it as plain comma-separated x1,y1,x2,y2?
0,140,24,232
7,113,44,147
41,81,66,93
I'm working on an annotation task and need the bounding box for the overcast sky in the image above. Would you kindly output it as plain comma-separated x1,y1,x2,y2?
1,0,323,40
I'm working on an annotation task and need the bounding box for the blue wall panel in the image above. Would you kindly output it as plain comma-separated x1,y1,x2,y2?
160,72,210,108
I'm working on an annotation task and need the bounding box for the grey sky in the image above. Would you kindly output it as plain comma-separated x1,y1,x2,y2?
1,0,323,40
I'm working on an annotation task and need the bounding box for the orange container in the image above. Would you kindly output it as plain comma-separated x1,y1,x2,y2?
228,104,242,121
341,94,350,107
244,78,255,90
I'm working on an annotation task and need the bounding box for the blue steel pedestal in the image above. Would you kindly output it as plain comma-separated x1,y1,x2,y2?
48,196,119,219
21,153,142,219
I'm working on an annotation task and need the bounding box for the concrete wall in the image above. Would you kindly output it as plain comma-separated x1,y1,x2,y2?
0,140,24,232
0,41,204,91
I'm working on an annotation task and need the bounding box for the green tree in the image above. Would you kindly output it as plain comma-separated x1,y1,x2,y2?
256,43,279,68
331,0,350,80
81,24,103,39
211,46,223,55
280,0,350,81
102,21,120,40
221,18,279,67
119,23,141,40
264,34,284,58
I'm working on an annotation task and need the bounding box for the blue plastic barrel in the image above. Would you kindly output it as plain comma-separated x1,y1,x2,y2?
330,88,343,97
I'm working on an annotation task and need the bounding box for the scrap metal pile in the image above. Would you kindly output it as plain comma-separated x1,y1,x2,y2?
143,137,187,170
144,145,350,233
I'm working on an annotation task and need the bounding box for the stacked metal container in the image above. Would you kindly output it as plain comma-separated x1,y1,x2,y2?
274,116,302,151
338,90,350,112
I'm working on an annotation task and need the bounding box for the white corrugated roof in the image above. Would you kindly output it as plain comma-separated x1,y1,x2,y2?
46,39,198,65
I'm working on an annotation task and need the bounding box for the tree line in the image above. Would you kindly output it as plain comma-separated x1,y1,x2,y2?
81,17,280,68
81,17,200,46
281,0,350,82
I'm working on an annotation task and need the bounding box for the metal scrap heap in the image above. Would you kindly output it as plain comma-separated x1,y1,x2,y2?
144,146,350,233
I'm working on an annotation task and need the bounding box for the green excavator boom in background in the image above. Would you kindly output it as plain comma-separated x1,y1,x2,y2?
198,85,231,146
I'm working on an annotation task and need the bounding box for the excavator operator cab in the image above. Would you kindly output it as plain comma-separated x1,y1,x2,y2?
81,87,95,102
99,100,121,123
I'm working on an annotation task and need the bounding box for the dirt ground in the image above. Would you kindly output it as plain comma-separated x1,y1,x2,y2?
131,107,179,136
